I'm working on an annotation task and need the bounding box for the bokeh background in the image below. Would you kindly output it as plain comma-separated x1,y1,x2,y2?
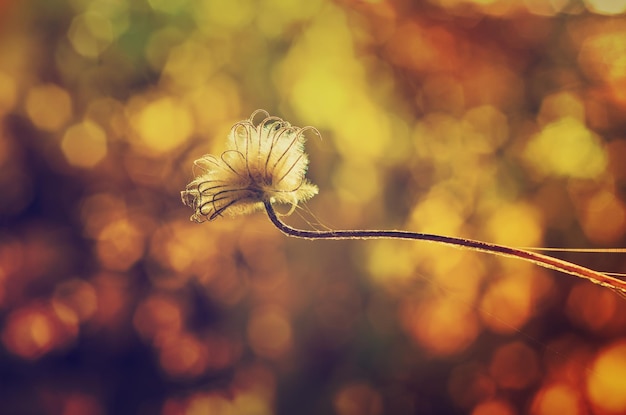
1,0,626,414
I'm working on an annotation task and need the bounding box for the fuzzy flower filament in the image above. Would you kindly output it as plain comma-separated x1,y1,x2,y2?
182,111,626,297
181,110,318,222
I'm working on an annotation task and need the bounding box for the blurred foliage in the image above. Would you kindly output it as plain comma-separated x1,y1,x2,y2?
1,0,626,414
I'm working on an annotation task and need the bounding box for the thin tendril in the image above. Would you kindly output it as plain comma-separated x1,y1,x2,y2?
264,126,292,177
521,247,626,253
209,199,240,220
263,200,626,295
269,129,300,175
220,150,247,179
276,153,304,184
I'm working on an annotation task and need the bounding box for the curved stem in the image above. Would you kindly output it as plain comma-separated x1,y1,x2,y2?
264,201,626,294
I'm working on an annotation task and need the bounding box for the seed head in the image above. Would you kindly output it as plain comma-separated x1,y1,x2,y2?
181,110,319,222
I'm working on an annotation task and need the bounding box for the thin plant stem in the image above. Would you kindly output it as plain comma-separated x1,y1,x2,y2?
264,200,626,294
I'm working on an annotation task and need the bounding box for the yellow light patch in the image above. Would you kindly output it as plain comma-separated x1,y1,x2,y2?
132,97,193,154
25,84,73,132
471,399,516,415
409,188,466,236
580,189,626,243
61,121,108,168
367,240,417,286
587,341,626,412
257,0,323,37
403,298,479,356
584,0,626,14
334,104,391,160
147,0,189,14
67,12,114,58
185,394,234,415
484,202,543,247
531,383,582,415
579,31,626,95
0,71,17,112
162,40,216,89
480,275,533,334
524,117,607,179
537,92,585,125
461,105,509,154
96,218,145,271
193,0,254,30
333,160,381,204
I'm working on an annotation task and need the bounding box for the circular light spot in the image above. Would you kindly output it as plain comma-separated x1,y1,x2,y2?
402,298,479,356
587,340,626,413
1,306,55,360
247,306,292,359
131,97,193,154
524,117,607,179
531,383,582,415
61,121,108,168
0,71,17,113
67,12,114,58
25,84,72,132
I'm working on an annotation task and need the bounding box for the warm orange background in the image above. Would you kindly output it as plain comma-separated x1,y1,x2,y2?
1,0,626,414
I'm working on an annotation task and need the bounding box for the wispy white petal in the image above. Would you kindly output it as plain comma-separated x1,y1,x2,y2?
181,111,318,222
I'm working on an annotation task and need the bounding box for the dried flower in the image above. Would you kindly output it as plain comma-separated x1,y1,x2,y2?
181,110,318,222
182,111,626,297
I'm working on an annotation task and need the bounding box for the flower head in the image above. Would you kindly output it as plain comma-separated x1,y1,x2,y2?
181,110,319,222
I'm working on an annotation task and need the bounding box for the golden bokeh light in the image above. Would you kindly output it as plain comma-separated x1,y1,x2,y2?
1,305,55,359
247,306,293,359
0,70,17,113
52,278,98,323
133,294,183,343
402,297,479,356
180,393,235,415
61,121,108,168
161,40,217,90
587,340,626,413
192,0,255,31
579,189,626,243
163,365,278,415
129,96,193,155
67,12,115,58
96,217,145,271
479,274,535,334
1,302,78,360
147,0,189,15
584,0,626,15
537,92,585,126
578,29,626,106
158,332,208,378
484,202,543,248
471,398,516,415
531,383,582,415
524,117,607,179
333,382,383,415
25,83,72,132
